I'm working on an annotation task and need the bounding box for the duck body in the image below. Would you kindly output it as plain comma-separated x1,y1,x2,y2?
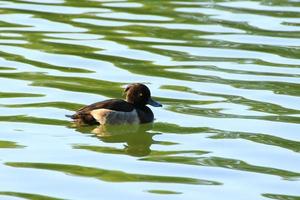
67,84,161,125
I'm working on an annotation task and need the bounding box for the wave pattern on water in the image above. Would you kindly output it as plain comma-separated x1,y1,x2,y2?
0,0,300,200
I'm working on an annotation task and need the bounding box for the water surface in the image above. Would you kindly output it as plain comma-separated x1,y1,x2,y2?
0,0,300,199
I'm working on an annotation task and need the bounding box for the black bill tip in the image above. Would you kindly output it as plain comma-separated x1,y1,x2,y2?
147,98,162,107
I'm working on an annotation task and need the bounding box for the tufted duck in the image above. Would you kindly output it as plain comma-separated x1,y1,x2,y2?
67,83,162,125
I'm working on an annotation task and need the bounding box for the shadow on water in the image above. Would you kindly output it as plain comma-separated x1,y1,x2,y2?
141,154,300,180
5,161,221,186
73,122,300,180
74,123,156,157
3,122,222,186
0,192,64,200
0,140,24,148
262,193,300,200
74,123,209,157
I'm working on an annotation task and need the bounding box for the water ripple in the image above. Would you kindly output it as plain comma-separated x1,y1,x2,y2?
0,0,300,200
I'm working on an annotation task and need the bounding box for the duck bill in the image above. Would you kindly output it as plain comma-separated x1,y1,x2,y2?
147,98,162,107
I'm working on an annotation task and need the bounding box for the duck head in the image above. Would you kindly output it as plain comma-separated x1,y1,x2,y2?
124,83,162,107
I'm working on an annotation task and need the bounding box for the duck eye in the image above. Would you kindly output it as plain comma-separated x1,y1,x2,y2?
139,93,143,97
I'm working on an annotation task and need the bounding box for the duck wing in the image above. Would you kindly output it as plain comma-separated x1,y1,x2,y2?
67,99,134,124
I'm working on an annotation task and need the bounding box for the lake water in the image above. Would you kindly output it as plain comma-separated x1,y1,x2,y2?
0,0,300,199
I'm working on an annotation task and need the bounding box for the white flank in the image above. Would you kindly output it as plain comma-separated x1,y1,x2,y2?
90,109,140,125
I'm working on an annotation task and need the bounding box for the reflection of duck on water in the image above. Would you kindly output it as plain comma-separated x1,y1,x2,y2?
76,123,158,157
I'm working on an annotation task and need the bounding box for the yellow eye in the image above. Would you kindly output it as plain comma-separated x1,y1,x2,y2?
139,93,143,96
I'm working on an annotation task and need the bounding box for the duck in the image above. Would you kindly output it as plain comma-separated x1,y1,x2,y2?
67,83,162,125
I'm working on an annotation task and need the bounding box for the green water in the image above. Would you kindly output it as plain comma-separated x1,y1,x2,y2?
0,0,300,199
